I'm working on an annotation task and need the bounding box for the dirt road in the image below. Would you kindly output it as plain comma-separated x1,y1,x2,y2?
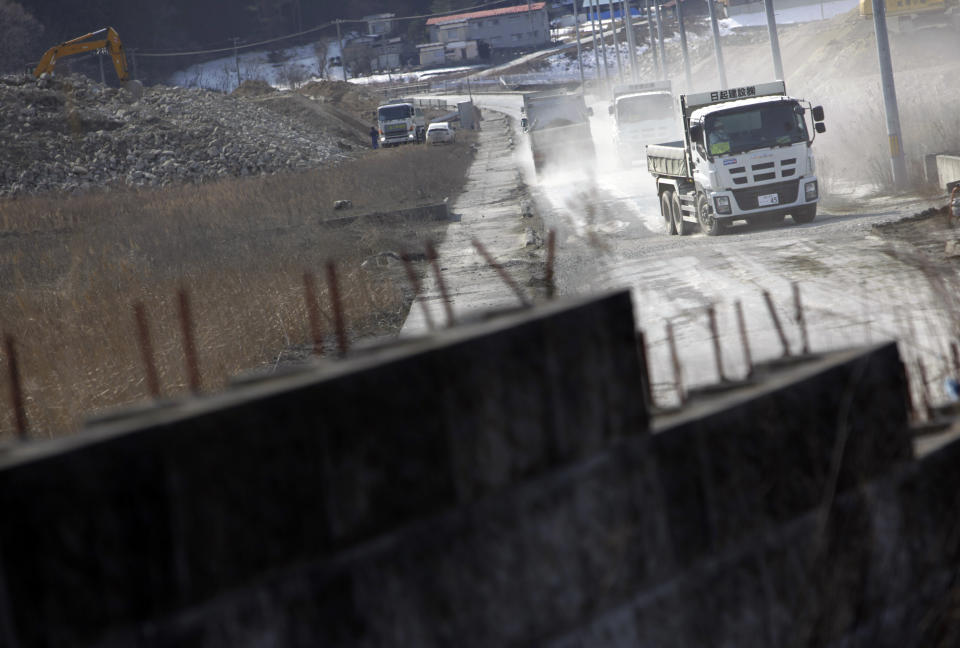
411,91,955,410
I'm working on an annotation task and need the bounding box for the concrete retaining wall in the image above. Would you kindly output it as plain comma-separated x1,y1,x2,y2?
0,291,647,647
936,153,960,191
0,292,954,647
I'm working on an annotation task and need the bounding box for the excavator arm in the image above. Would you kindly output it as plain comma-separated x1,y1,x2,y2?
34,27,129,82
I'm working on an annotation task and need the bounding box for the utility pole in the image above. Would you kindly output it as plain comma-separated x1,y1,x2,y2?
98,49,105,84
623,0,639,81
611,2,624,83
675,0,692,88
574,0,586,90
130,49,139,81
232,37,241,88
654,0,667,80
706,0,727,87
871,0,907,187
762,0,784,80
588,0,604,84
644,0,660,77
336,19,347,81
593,0,611,86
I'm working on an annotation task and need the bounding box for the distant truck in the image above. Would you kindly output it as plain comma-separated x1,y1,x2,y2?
376,100,426,147
607,81,679,164
645,80,826,236
520,90,595,174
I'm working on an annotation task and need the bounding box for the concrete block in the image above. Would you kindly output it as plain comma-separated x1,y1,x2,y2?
936,154,960,191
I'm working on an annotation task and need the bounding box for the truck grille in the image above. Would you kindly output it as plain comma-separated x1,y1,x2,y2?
732,179,800,211
728,157,799,184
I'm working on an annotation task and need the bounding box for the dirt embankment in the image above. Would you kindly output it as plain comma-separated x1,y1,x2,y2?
0,75,385,198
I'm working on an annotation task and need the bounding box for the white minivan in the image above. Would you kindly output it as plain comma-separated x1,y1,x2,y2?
426,122,455,145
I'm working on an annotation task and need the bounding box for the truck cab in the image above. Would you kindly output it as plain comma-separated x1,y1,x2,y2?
646,81,826,236
608,81,679,164
377,101,426,147
521,90,596,175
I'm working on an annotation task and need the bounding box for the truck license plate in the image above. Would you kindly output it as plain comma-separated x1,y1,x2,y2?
758,193,779,207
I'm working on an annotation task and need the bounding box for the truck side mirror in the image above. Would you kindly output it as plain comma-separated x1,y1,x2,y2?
587,107,594,117
815,122,826,134
608,105,614,116
689,123,703,143
812,105,825,122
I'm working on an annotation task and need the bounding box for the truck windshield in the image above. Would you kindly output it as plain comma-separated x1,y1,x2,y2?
378,105,412,121
704,101,808,156
617,93,674,123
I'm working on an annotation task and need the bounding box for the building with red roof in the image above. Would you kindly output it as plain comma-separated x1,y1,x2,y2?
423,2,550,53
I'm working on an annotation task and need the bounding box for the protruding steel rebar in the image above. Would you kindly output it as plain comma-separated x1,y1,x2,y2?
762,290,791,357
472,238,531,307
133,302,161,398
734,300,753,378
666,321,685,404
325,261,349,357
4,334,28,440
792,282,810,355
545,229,557,300
426,241,455,327
302,272,325,356
401,250,435,331
637,329,655,409
707,304,725,382
177,287,202,394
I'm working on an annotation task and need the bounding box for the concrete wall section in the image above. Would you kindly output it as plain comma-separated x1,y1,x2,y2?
936,153,960,190
73,343,934,648
0,291,648,648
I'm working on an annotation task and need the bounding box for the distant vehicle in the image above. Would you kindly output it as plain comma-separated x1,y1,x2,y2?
33,27,142,98
608,81,679,165
376,100,426,147
426,122,455,145
645,80,826,236
520,90,595,175
859,0,960,30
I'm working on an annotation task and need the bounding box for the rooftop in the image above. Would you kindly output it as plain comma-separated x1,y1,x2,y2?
427,2,547,26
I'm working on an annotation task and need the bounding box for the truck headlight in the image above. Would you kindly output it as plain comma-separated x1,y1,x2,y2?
804,180,818,201
714,195,732,215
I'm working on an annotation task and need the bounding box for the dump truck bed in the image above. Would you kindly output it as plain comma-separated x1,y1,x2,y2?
645,141,688,178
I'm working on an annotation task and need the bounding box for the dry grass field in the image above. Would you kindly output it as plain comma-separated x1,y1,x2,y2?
0,134,476,440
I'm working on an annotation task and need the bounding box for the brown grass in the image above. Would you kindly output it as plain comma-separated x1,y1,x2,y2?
0,135,476,440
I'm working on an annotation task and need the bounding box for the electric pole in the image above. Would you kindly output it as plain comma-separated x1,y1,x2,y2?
654,0,667,81
574,0,586,90
623,0,639,81
706,0,727,87
336,19,346,82
645,0,660,77
871,0,907,187
676,0,692,88
762,0,784,80
232,37,241,88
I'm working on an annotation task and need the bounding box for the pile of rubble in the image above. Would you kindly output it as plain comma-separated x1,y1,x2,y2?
0,73,346,197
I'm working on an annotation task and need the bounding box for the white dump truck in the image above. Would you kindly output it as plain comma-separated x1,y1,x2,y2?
376,99,426,147
520,90,595,175
608,81,679,164
645,81,825,236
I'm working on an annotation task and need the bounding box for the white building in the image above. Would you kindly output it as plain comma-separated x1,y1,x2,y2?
425,2,550,50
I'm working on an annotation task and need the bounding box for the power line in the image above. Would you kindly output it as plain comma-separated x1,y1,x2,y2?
134,0,521,59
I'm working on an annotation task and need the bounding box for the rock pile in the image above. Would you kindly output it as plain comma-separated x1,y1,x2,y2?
0,73,345,197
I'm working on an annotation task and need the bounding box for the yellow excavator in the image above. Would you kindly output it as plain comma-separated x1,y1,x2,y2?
33,27,142,97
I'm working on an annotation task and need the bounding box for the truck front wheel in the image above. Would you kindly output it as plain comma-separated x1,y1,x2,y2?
697,193,723,236
792,205,816,224
661,190,677,235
